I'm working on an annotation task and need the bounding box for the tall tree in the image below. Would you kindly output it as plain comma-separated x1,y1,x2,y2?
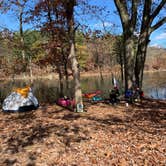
33,0,84,111
1,0,31,61
64,0,84,112
33,0,69,95
114,0,166,90
134,0,166,88
1,0,35,79
17,0,27,60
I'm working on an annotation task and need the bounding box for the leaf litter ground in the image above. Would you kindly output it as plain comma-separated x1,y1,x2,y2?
0,98,165,166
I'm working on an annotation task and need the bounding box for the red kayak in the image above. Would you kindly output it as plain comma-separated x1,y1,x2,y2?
57,97,75,108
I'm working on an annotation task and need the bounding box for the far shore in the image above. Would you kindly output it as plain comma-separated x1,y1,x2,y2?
0,69,166,81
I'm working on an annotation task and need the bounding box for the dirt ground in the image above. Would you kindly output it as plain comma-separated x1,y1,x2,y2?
0,98,165,166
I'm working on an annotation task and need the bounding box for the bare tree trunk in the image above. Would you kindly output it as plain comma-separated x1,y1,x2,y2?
124,37,136,90
114,0,166,93
19,3,25,61
135,44,148,88
98,65,104,81
64,61,69,89
29,56,33,78
21,40,25,60
119,47,124,83
69,43,83,112
135,33,150,89
62,50,69,89
19,2,26,79
65,0,84,112
57,64,64,97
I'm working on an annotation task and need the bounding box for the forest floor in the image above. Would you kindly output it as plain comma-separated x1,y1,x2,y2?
0,98,165,166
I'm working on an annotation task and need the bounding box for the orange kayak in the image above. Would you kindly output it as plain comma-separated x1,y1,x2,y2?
83,90,102,99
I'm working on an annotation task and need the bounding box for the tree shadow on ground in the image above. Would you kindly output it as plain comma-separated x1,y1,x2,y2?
2,106,89,154
131,98,166,124
3,122,90,154
0,111,37,127
1,100,165,165
135,98,166,109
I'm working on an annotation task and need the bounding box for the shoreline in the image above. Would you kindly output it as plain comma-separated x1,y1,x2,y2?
1,69,166,81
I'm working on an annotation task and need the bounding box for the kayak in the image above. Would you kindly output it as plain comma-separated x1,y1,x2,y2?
83,90,102,99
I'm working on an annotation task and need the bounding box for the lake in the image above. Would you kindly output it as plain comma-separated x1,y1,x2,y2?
0,71,166,104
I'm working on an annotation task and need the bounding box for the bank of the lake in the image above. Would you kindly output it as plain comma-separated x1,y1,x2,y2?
1,70,166,105
1,69,166,83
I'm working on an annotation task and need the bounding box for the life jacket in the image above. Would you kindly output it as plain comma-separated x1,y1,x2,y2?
125,89,133,98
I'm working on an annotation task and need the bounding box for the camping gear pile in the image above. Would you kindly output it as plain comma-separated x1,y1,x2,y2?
1,78,144,113
81,77,144,105
2,86,39,112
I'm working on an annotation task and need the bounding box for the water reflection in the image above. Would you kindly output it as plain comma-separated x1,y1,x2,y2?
0,71,166,104
143,71,166,100
147,87,166,99
0,79,59,104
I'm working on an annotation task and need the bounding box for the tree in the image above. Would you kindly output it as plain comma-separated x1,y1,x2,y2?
1,0,32,61
0,0,36,79
112,35,124,82
114,0,166,90
87,31,117,80
32,0,84,111
64,0,84,112
75,30,89,71
33,0,69,95
16,0,27,61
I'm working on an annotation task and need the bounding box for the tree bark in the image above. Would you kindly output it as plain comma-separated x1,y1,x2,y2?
57,64,64,97
64,59,69,89
19,3,25,61
119,50,124,82
99,65,104,81
123,35,136,90
66,0,84,112
62,49,69,89
69,43,83,112
114,0,138,91
114,0,166,91
29,56,33,78
135,35,149,88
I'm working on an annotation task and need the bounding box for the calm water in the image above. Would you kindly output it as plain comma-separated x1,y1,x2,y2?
142,71,166,99
0,71,166,104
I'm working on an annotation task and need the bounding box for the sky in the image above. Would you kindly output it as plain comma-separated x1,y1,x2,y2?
0,0,166,48
149,27,166,48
